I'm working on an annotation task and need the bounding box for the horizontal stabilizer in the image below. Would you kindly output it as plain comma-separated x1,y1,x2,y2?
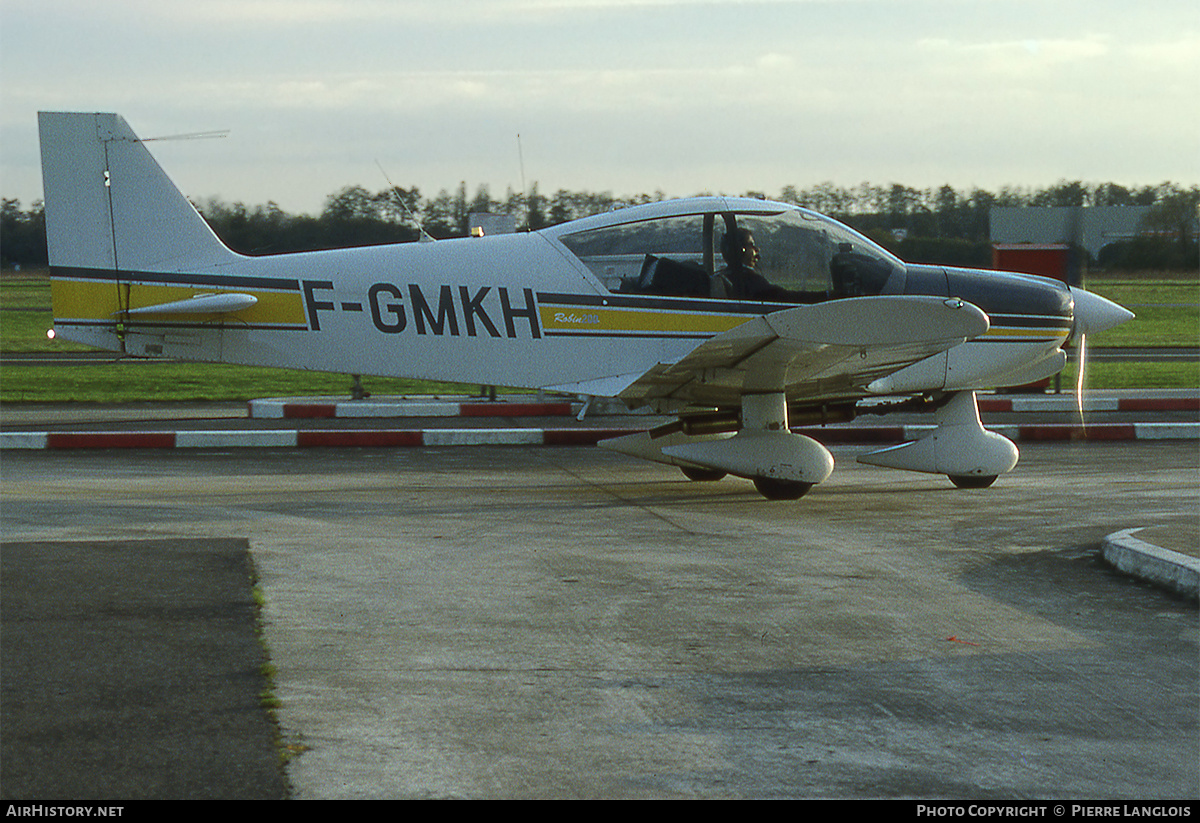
122,293,258,316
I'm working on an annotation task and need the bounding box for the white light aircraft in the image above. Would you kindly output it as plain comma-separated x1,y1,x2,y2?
38,112,1134,499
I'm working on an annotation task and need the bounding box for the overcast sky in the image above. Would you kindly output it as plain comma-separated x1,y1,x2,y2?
2,0,1197,214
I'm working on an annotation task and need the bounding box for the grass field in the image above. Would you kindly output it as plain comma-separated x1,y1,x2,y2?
2,269,1196,403
1077,274,1200,349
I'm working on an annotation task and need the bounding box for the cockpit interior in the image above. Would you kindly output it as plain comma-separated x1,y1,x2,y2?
558,207,906,304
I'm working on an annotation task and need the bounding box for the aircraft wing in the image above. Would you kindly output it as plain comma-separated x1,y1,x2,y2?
613,295,990,408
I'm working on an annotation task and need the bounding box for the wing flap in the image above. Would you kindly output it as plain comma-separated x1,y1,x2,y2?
617,296,988,407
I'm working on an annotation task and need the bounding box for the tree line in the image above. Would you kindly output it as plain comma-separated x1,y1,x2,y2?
3,180,1196,270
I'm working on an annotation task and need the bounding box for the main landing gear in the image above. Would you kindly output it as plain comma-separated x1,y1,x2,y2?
679,465,813,499
679,466,727,482
857,391,1018,487
602,390,1018,500
948,474,999,489
751,476,814,500
663,392,834,500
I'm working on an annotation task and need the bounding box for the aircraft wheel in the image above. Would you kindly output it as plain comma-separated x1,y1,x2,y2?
949,474,998,489
681,466,727,482
753,476,814,500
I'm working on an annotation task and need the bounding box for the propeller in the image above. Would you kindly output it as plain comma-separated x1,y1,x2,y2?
1067,286,1134,434
1075,332,1087,433
1069,287,1135,335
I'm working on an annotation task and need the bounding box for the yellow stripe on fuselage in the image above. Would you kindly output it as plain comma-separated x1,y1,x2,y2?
981,326,1070,341
540,304,748,336
51,278,119,319
539,301,1071,342
51,278,306,326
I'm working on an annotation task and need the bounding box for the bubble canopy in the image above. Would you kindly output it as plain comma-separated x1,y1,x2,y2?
548,198,906,302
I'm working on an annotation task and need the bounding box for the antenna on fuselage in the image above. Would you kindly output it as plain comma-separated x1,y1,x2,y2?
375,160,435,242
138,130,230,143
518,133,530,230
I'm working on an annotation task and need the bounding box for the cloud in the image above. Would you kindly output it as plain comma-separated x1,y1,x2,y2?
3,0,1197,213
1123,32,1200,73
917,33,1111,76
85,0,832,28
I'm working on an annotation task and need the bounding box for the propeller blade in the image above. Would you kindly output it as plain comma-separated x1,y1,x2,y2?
1075,333,1087,433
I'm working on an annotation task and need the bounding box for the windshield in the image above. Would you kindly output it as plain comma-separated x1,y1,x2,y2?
558,213,710,294
558,206,905,302
730,210,905,298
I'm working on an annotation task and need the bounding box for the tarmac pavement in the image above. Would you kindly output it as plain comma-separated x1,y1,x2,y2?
2,389,1196,595
1,538,289,800
0,390,1196,799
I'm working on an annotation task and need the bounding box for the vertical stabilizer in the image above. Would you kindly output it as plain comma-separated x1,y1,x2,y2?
38,112,239,273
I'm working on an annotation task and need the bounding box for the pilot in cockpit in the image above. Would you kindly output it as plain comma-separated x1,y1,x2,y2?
716,228,825,303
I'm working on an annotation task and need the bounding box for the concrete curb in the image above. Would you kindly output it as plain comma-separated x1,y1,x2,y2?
247,394,1199,419
978,396,1199,414
247,394,634,419
1102,528,1200,601
249,398,577,419
3,422,1196,451
0,428,640,450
